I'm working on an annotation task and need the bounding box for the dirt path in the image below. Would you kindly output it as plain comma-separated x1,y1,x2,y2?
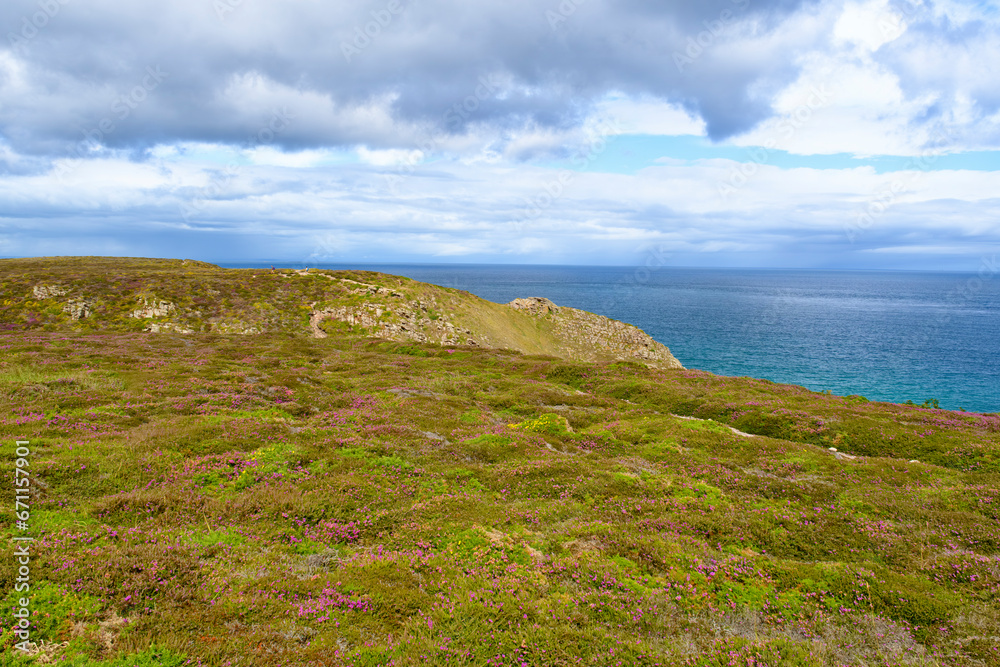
670,413,864,461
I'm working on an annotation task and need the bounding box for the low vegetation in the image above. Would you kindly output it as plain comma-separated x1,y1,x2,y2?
0,259,998,665
0,257,680,368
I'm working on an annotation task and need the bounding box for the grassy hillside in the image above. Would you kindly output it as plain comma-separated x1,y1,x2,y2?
0,257,681,368
1,259,998,666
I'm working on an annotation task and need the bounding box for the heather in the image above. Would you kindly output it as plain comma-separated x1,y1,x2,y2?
0,257,680,369
0,264,998,666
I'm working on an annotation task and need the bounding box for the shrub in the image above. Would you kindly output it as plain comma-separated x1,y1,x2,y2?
544,363,592,388
464,434,518,462
64,647,188,667
509,413,572,435
822,566,961,637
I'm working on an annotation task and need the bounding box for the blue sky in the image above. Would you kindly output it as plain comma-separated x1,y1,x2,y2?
1,0,999,270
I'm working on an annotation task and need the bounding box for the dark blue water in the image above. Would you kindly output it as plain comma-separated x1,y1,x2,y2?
224,263,1000,414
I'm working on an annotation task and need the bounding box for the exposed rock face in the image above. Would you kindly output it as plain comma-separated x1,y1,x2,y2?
34,285,93,320
508,297,560,316
347,284,404,298
131,298,177,319
33,285,68,299
310,293,681,368
310,299,476,346
63,299,93,320
509,297,684,369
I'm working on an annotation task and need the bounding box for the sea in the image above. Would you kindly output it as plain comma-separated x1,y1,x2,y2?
224,263,1000,414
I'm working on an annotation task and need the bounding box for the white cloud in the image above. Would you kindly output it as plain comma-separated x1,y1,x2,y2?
0,142,997,267
860,244,999,254
246,147,337,168
592,95,705,137
355,147,424,167
833,0,907,52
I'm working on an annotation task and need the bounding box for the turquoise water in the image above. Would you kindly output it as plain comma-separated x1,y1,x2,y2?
226,263,1000,414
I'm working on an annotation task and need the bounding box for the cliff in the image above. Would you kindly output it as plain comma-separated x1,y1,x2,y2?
0,256,682,369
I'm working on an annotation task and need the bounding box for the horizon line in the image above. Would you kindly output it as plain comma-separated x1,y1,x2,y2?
0,254,993,274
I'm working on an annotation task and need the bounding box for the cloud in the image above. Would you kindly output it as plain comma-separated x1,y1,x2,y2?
1,0,825,156
872,0,1000,150
1,0,998,270
860,244,999,254
1,140,998,268
593,95,705,136
356,147,422,167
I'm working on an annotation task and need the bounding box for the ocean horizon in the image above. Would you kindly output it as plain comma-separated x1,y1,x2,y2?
221,262,1000,414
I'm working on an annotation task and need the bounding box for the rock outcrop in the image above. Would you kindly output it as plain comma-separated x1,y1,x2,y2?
33,284,93,320
508,297,683,369
131,298,177,319
508,297,560,316
62,299,93,320
33,285,68,299
310,299,477,347
310,293,681,368
7,258,685,370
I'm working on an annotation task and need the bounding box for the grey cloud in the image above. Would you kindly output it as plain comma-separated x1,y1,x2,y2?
1,0,818,156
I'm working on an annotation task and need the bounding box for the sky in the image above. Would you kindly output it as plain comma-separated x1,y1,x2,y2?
1,0,999,270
